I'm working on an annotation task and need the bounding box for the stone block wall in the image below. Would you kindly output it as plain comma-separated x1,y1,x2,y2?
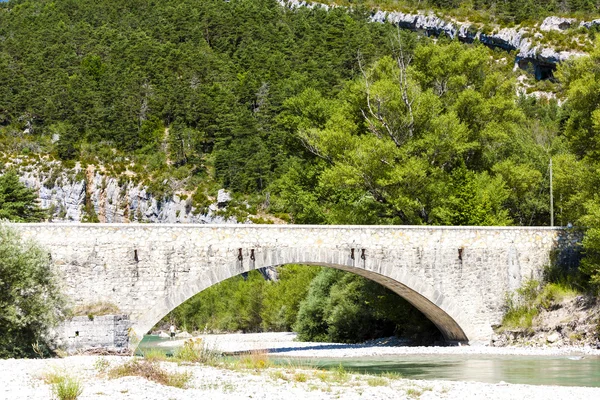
58,314,130,353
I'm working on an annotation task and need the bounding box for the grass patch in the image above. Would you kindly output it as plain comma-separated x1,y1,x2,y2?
501,279,581,330
72,302,120,317
93,358,111,374
139,348,169,362
270,370,290,382
406,385,432,398
294,372,308,382
237,349,272,370
108,359,191,388
367,376,388,386
173,338,220,365
42,371,83,400
502,306,539,330
381,371,403,379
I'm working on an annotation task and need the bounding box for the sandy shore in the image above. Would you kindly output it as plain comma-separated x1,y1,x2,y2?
1,354,599,400
159,331,600,357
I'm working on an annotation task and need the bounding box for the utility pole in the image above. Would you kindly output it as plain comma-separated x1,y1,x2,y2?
549,157,554,227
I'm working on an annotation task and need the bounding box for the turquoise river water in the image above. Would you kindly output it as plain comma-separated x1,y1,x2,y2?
137,335,600,388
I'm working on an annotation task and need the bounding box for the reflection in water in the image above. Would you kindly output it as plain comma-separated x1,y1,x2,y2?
138,335,600,387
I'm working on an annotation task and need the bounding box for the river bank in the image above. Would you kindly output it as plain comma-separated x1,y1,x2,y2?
2,354,600,400
154,331,600,357
3,332,600,399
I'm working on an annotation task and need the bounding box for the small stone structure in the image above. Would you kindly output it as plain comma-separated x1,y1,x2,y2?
13,224,580,346
58,314,130,353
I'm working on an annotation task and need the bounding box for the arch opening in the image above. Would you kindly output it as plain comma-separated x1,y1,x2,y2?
134,258,469,348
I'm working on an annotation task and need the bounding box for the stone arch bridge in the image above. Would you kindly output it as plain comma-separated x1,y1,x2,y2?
13,224,580,346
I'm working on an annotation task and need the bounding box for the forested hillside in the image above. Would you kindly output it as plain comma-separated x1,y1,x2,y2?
1,0,600,341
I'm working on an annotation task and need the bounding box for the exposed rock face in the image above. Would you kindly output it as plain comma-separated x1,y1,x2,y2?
580,19,600,29
540,16,575,31
278,0,593,79
217,189,232,207
368,10,586,77
18,166,234,224
492,296,600,349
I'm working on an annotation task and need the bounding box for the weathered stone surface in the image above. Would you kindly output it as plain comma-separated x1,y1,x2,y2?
540,17,575,32
580,19,600,29
18,167,235,224
546,332,561,343
57,314,130,353
12,224,581,347
217,189,232,206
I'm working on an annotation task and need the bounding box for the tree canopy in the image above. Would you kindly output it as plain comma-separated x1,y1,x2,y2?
0,171,45,222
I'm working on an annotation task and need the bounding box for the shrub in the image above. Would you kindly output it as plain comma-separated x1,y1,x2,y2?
174,338,219,365
238,349,272,370
50,375,84,400
0,225,65,358
109,359,191,388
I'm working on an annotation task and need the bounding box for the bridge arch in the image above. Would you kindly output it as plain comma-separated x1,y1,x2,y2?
133,247,469,345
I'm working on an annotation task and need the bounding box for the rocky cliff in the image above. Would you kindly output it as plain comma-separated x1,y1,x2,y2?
278,0,596,79
15,161,235,224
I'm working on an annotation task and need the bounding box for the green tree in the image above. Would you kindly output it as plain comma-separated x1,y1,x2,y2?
555,40,600,288
0,225,65,358
0,171,45,222
294,268,440,343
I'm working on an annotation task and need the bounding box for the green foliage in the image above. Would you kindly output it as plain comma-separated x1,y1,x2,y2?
50,374,84,400
162,264,440,343
0,170,45,222
165,265,320,333
555,40,600,288
276,38,547,226
501,279,580,330
0,0,395,195
294,268,440,343
0,225,65,358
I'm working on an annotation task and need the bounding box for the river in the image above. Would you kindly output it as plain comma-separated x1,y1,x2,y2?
138,334,600,388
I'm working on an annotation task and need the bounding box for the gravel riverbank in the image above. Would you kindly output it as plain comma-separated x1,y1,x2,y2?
1,354,599,400
3,333,600,399
159,332,600,357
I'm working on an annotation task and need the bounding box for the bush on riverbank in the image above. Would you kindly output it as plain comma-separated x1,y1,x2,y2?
501,280,580,331
0,225,65,358
108,358,192,388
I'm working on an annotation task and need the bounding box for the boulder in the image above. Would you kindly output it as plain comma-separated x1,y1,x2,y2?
546,332,561,343
540,16,575,31
217,189,232,206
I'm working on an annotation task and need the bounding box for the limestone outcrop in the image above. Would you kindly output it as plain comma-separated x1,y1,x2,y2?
278,1,594,78
16,163,234,224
